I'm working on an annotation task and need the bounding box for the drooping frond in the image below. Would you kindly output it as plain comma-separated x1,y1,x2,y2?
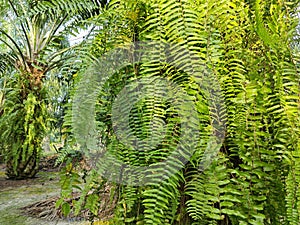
57,0,300,224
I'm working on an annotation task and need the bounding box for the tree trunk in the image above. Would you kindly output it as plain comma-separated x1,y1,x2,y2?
5,150,40,179
4,69,47,179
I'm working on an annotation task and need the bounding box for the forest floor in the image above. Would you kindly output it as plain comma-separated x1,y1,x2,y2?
0,157,84,225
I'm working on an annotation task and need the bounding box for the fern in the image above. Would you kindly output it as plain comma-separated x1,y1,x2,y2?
55,0,300,224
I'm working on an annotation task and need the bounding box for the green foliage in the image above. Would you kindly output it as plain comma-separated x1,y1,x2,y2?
55,0,300,224
0,72,48,178
0,0,95,179
31,0,106,17
0,76,6,160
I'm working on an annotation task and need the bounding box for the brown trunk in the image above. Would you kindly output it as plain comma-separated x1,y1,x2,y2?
27,64,44,89
6,152,39,179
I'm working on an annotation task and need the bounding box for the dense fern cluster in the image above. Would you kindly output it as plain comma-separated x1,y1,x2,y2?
32,0,300,224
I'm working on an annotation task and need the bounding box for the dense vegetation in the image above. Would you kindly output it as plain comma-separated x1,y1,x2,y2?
0,0,300,224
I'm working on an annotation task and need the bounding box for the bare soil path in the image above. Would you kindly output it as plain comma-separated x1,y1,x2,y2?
0,163,83,225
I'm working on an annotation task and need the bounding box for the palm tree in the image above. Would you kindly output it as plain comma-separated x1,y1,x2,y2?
0,0,86,179
10,0,299,223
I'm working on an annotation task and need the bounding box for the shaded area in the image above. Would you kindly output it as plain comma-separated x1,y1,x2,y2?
0,162,82,225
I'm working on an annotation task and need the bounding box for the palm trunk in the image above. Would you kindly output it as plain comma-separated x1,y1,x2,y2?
6,149,40,179
4,68,47,179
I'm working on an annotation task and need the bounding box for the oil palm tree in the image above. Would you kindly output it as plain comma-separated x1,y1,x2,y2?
12,0,299,224
0,0,94,179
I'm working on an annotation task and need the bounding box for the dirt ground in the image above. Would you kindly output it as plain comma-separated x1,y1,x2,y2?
0,156,113,225
0,163,58,189
0,157,84,225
